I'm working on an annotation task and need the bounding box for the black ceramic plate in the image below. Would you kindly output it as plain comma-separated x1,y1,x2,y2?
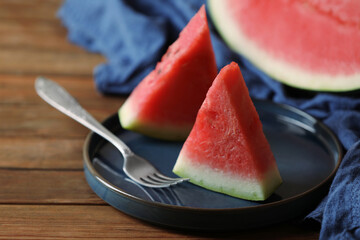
83,99,342,230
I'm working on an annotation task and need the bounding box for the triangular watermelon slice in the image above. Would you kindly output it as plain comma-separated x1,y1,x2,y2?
119,5,217,141
173,62,282,201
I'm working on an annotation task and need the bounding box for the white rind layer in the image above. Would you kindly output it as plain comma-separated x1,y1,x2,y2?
208,0,360,92
119,100,191,141
173,152,282,201
119,99,136,128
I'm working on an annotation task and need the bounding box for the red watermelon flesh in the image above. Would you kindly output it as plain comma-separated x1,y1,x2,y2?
119,5,217,140
208,0,360,91
173,62,282,201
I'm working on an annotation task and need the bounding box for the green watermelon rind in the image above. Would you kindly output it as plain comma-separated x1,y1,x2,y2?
207,0,360,92
173,153,282,201
119,102,191,141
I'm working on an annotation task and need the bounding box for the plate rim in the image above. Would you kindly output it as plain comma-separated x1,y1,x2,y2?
82,99,343,213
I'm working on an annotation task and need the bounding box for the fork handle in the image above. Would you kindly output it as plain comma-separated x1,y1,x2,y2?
35,76,132,156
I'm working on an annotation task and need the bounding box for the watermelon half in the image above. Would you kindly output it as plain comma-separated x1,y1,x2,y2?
173,62,282,201
208,0,360,92
119,6,217,141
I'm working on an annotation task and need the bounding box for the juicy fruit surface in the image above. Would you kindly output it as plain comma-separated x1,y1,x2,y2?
173,62,282,201
183,64,271,177
119,5,217,140
226,0,360,75
208,0,360,91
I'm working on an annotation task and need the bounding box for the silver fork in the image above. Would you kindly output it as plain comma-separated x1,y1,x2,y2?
35,77,189,188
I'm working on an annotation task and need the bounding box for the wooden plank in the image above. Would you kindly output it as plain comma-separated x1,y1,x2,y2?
0,74,125,108
0,17,104,63
0,75,123,138
0,19,83,52
0,138,83,169
0,48,104,76
1,105,95,138
0,0,105,76
0,74,124,168
0,169,103,204
0,0,62,20
0,104,120,138
0,205,319,239
0,18,62,34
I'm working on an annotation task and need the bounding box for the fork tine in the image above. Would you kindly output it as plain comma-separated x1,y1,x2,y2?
140,176,167,185
138,174,188,188
148,174,172,184
150,173,189,184
140,177,168,187
154,172,189,182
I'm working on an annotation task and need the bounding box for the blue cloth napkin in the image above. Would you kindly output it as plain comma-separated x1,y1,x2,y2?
58,1,360,238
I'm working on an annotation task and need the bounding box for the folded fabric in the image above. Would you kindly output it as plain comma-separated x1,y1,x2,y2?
58,0,360,238
307,140,360,239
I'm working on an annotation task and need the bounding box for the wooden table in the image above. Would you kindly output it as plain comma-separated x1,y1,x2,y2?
0,0,320,238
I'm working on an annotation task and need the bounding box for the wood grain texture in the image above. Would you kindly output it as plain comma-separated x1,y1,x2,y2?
0,0,320,238
0,74,124,108
0,169,103,204
0,75,122,139
0,138,84,169
0,48,105,76
0,0,62,20
0,0,105,76
0,205,319,239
